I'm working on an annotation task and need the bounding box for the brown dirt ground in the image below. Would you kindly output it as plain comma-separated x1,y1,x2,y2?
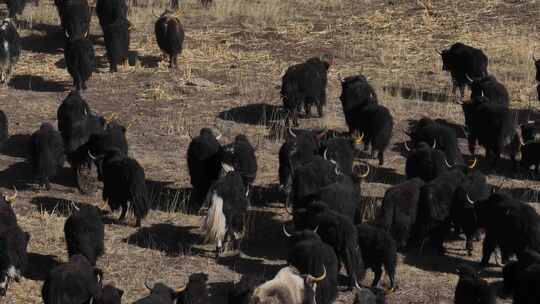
1,0,540,302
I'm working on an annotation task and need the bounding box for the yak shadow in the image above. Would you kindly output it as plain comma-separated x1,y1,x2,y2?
126,224,200,256
24,253,61,281
217,254,283,277
249,184,283,207
242,209,287,261
139,55,161,68
218,103,285,126
20,31,63,54
513,108,540,125
0,161,32,190
29,196,88,217
366,166,405,185
145,180,194,213
383,85,451,103
10,75,68,92
505,187,540,203
0,134,30,158
403,250,477,274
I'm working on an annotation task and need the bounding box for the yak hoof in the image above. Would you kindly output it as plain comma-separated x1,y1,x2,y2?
385,286,397,294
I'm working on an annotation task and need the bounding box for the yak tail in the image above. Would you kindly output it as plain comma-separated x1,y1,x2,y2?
131,174,149,220
201,191,226,244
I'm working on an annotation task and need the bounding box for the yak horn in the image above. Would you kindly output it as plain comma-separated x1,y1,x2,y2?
4,187,17,203
313,226,319,233
466,193,475,205
355,161,370,178
404,141,411,151
64,30,70,38
354,132,364,144
282,225,292,237
468,157,478,169
284,196,293,215
323,149,328,160
465,74,474,83
215,133,222,141
88,150,97,160
176,284,187,293
309,265,326,282
144,280,153,291
288,128,297,138
444,158,453,168
432,140,437,149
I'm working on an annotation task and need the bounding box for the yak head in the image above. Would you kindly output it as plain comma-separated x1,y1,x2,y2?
438,48,452,71
248,266,325,304
97,284,124,304
0,226,29,296
144,281,186,303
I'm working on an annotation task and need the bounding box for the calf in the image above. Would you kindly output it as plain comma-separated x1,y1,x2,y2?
378,178,424,249
220,134,257,187
473,193,540,268
467,74,510,107
64,32,96,91
281,56,333,126
461,96,519,170
293,201,364,289
89,148,150,227
42,254,103,304
356,224,397,291
200,171,249,258
187,128,222,210
405,118,464,166
247,266,325,304
0,110,6,148
135,282,186,304
454,264,496,304
438,42,488,100
0,19,20,85
339,76,393,165
287,229,338,304
414,169,466,254
29,123,65,190
155,10,185,68
64,205,104,266
503,249,540,296
178,272,209,304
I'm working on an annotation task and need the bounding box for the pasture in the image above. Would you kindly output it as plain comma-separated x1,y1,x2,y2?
0,0,539,302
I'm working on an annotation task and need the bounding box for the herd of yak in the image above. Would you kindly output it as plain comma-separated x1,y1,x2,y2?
0,0,539,303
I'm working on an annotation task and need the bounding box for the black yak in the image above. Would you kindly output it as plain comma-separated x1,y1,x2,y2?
28,123,65,190
187,128,222,210
64,31,96,91
0,18,20,86
467,74,510,107
55,0,91,39
460,96,519,170
503,250,540,296
155,10,185,68
200,171,249,258
178,272,209,304
356,224,397,291
438,42,488,100
64,205,105,266
293,201,365,289
281,55,333,126
135,281,186,304
103,18,131,72
339,75,393,165
42,254,103,304
89,148,150,227
220,134,257,187
378,178,424,249
0,110,7,147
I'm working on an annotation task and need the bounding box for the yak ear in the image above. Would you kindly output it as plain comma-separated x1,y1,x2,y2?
24,232,30,242
118,289,124,297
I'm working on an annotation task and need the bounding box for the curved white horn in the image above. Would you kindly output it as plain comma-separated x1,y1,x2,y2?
87,150,97,160
466,193,475,205
323,149,328,160
432,140,437,149
288,128,297,138
444,158,453,168
282,225,292,237
404,141,411,151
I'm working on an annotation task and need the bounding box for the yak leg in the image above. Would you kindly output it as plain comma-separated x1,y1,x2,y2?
467,135,477,156
371,265,383,287
480,233,496,268
169,54,174,69
377,150,385,166
304,102,312,118
316,103,324,118
119,203,127,222
459,85,465,101
465,235,473,256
